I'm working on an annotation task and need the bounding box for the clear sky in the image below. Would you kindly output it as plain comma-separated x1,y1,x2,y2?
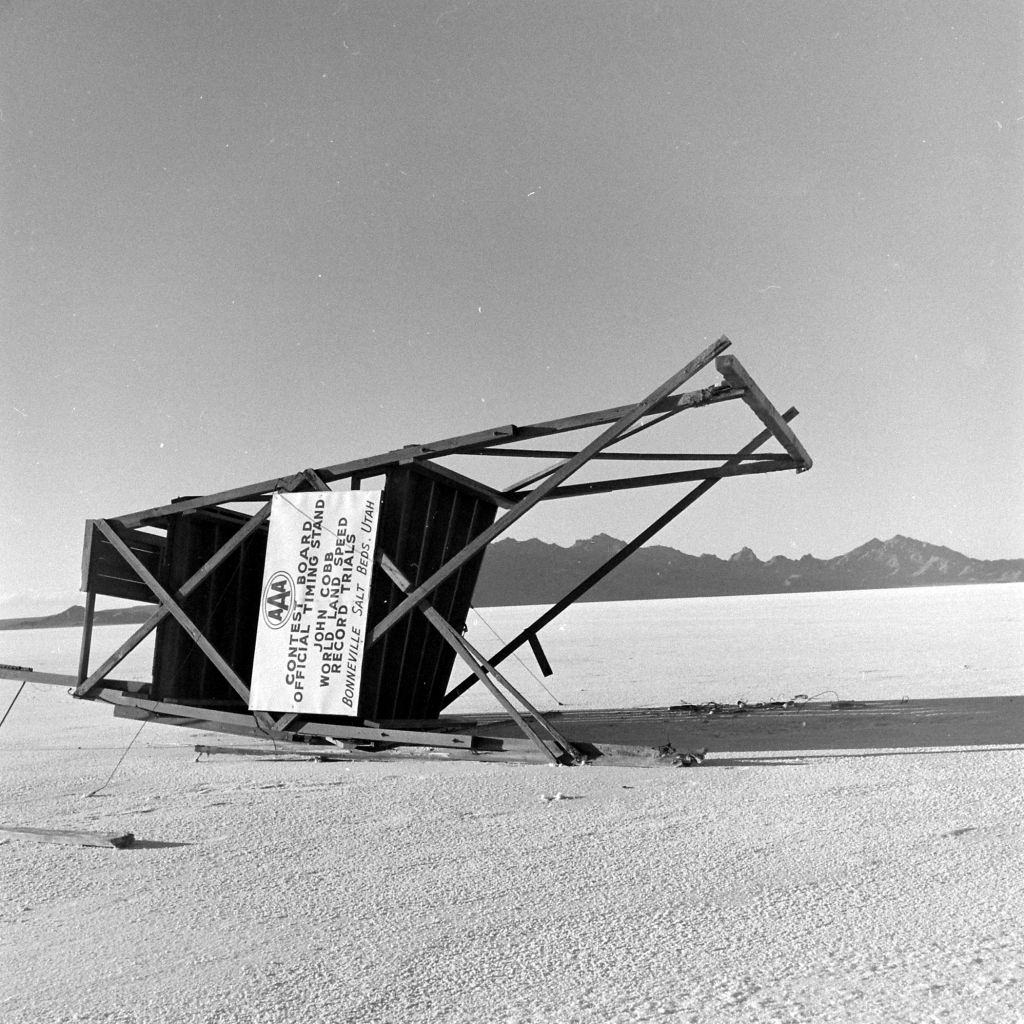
1,0,1021,614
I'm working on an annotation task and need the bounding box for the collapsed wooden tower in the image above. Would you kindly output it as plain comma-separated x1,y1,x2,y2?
71,337,813,764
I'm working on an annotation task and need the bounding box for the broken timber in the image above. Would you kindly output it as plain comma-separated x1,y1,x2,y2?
0,825,135,849
58,336,822,765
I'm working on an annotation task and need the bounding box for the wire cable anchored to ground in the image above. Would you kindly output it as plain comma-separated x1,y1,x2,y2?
84,707,152,798
467,605,567,707
0,680,27,733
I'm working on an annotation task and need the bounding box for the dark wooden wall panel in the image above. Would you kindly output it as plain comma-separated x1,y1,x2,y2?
357,464,498,722
82,524,165,604
151,510,268,707
148,465,497,721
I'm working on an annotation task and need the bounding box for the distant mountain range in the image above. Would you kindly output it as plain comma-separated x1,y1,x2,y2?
1,535,1021,630
471,533,1024,607
0,603,154,631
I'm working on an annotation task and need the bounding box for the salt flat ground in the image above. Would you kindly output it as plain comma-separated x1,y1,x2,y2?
0,585,1022,1024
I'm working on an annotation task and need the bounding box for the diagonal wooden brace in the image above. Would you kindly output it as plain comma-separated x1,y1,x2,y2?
86,520,278,733
377,554,580,764
716,355,812,470
369,337,731,647
75,490,290,699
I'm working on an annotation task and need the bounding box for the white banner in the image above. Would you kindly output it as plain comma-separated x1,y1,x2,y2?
249,490,381,715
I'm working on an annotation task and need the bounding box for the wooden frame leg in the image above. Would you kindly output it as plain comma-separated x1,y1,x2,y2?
76,591,97,688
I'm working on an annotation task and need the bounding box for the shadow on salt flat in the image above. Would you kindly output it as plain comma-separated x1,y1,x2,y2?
704,743,1024,768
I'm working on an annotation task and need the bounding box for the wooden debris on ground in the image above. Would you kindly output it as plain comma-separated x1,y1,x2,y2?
0,825,135,849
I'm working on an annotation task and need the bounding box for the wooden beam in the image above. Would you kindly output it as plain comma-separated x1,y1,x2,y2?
476,449,788,462
301,467,330,491
111,388,741,528
193,744,367,760
506,457,800,501
527,633,553,677
0,666,139,689
95,689,480,748
370,338,732,645
377,555,571,764
0,826,134,849
612,404,687,445
501,383,744,492
316,425,520,480
504,382,742,443
716,355,812,470
116,475,306,529
112,380,742,530
443,409,798,707
76,590,97,688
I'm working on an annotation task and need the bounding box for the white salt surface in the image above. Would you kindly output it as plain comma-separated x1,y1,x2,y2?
1,585,1022,1023
451,584,1024,714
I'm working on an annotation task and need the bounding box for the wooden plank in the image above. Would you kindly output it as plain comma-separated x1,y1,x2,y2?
716,355,812,470
443,410,798,707
76,590,97,687
75,500,278,698
501,385,745,492
371,338,732,646
111,384,742,529
321,384,740,476
527,633,553,677
114,430,517,527
115,473,307,529
0,826,134,849
478,448,788,462
113,704,271,739
191,738,563,766
506,456,800,501
317,425,519,478
612,405,689,445
0,666,140,689
191,741,643,766
505,382,743,443
97,689,480,748
0,662,35,676
192,743,344,759
501,384,744,493
1,666,71,686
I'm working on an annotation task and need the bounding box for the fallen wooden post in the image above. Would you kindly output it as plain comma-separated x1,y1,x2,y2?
194,743,372,762
0,825,135,849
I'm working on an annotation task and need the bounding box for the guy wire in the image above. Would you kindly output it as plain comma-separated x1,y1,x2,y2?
467,605,566,707
85,706,152,797
0,681,27,733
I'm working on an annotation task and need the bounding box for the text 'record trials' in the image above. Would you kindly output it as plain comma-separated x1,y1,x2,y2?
249,490,381,715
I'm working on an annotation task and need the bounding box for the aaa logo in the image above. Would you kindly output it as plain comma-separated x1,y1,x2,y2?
261,571,294,629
